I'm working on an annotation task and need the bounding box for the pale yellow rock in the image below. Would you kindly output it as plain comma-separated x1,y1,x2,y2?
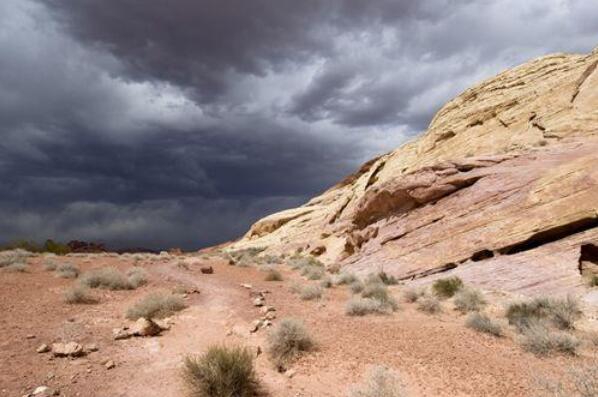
229,47,598,297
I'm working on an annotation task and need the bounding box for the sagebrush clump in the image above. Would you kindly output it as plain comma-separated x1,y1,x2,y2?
417,295,441,314
402,288,425,303
453,288,486,313
335,272,358,286
80,267,132,290
182,345,261,397
299,284,323,301
466,312,502,336
267,318,313,371
350,366,406,397
432,277,463,298
126,292,187,320
55,263,80,279
506,296,581,331
64,284,96,304
126,267,149,288
520,322,579,356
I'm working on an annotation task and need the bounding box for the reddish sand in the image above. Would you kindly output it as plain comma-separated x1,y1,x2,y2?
0,253,593,397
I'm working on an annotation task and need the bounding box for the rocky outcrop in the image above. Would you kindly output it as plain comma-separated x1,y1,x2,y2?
229,47,598,297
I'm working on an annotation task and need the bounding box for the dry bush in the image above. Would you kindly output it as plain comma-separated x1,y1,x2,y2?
288,255,323,270
302,266,325,280
417,295,441,314
350,280,365,294
453,288,486,313
80,267,133,290
64,284,96,304
267,318,313,371
506,296,581,331
350,366,406,397
126,267,149,288
43,259,58,271
361,283,398,311
377,271,399,286
3,262,28,272
432,277,463,298
55,263,80,279
536,361,598,397
176,261,190,270
335,272,358,285
289,282,303,294
402,288,425,303
299,285,323,301
182,345,261,397
126,292,187,320
466,312,502,336
0,249,31,268
320,276,333,289
264,269,283,281
520,322,580,356
346,297,387,316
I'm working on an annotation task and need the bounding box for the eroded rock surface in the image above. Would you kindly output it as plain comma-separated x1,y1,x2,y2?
229,47,598,297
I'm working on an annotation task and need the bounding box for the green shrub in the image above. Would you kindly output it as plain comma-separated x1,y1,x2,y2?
126,292,187,320
55,263,80,279
182,345,261,397
432,277,463,298
520,322,580,356
126,267,148,288
466,313,502,336
267,318,313,371
454,288,486,313
80,267,133,290
64,284,96,304
299,285,323,301
264,269,283,281
350,366,405,397
417,296,441,314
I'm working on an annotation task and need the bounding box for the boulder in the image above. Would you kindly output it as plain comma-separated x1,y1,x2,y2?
200,266,214,274
130,318,162,337
51,342,84,357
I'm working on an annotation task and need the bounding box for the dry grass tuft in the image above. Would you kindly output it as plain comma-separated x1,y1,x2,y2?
64,284,97,304
126,267,149,288
126,292,187,320
520,322,579,356
417,295,441,314
506,296,581,331
453,288,486,313
335,272,358,285
267,318,313,371
3,262,28,273
466,312,502,336
402,288,425,303
182,345,261,397
299,285,323,301
264,269,283,281
80,267,138,290
350,366,406,397
55,263,80,279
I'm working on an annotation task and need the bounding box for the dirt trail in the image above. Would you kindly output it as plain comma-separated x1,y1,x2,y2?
1,254,593,397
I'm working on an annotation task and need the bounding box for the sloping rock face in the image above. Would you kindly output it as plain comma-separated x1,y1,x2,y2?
229,47,598,297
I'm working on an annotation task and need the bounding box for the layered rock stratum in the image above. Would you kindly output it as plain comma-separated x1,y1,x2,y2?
230,47,598,298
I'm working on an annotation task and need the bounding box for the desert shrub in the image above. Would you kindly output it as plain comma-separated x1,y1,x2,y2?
267,318,313,371
520,322,580,356
350,366,406,397
43,239,71,255
80,267,132,290
43,259,58,271
0,249,31,268
64,284,96,304
264,268,283,281
361,283,397,309
402,288,425,303
302,266,325,280
126,267,148,288
506,296,581,331
126,292,187,320
227,247,265,267
55,263,80,279
377,271,399,286
3,262,28,272
176,261,190,270
536,361,598,397
417,296,441,314
589,275,598,287
346,297,387,316
289,282,303,294
335,272,358,285
350,280,365,294
453,288,486,313
320,276,333,288
182,345,261,397
299,285,323,301
466,313,502,337
432,277,463,298
288,255,323,270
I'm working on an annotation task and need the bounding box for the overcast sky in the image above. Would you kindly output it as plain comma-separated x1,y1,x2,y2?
1,0,597,250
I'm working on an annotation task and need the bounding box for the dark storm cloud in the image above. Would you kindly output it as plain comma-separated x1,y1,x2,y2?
1,0,598,249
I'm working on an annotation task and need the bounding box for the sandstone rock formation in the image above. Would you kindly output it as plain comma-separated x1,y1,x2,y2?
229,47,598,298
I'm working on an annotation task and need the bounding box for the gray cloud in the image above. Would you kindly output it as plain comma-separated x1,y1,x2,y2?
1,0,597,249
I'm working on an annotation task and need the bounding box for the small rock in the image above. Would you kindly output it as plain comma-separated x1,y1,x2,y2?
130,318,162,337
262,320,273,328
26,334,36,340
84,344,99,353
105,360,115,370
240,283,253,289
264,311,276,320
200,266,214,274
260,306,275,314
31,386,58,396
154,319,172,331
36,344,50,353
285,369,296,379
253,297,265,307
52,342,85,357
249,319,263,333
112,328,131,340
